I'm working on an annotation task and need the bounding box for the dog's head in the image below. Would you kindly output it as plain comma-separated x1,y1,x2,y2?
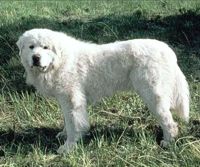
17,29,62,73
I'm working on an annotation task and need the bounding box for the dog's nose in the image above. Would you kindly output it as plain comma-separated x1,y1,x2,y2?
32,54,40,66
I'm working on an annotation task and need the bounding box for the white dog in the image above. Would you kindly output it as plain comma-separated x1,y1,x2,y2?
17,28,189,154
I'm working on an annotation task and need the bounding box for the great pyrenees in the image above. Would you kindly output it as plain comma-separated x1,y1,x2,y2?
17,29,189,154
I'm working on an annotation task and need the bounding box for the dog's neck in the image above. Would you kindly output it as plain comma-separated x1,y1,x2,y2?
26,68,59,97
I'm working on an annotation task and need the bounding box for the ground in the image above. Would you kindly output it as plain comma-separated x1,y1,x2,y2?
0,0,199,166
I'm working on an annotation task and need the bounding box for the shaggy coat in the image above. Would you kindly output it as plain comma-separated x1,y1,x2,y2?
17,29,189,154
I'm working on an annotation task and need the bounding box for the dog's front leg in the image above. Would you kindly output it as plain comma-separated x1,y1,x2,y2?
56,120,67,139
57,93,90,154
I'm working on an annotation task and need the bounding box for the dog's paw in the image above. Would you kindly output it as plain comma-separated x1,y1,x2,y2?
56,131,67,139
57,141,76,154
160,139,175,148
160,140,169,148
57,145,68,154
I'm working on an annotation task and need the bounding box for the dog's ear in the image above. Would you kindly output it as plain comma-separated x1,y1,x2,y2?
16,36,24,55
51,39,63,70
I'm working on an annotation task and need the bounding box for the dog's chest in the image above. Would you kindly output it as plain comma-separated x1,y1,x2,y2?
33,74,58,97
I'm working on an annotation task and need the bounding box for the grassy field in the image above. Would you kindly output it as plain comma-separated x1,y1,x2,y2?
0,0,200,166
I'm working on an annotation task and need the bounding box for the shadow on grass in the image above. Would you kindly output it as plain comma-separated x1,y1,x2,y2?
0,124,160,156
85,124,164,146
0,127,61,155
189,119,200,138
0,119,199,156
0,8,199,94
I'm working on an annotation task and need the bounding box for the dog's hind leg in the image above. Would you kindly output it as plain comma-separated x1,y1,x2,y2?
150,96,178,146
130,70,178,146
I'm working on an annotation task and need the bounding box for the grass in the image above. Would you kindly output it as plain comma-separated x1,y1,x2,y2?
0,0,200,166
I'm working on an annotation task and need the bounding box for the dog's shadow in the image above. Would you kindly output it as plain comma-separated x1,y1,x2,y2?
0,124,163,156
0,119,199,156
0,127,60,156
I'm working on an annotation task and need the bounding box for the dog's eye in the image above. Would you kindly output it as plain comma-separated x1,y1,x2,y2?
29,45,34,49
43,46,48,49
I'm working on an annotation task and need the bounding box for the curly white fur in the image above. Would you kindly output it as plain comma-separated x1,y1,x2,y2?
17,28,189,154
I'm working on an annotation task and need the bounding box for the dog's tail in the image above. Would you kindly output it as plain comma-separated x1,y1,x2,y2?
173,66,190,123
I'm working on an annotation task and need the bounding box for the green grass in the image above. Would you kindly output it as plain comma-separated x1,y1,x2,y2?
0,0,200,166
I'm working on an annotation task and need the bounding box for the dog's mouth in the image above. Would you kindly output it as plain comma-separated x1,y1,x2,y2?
31,65,49,72
39,66,48,72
